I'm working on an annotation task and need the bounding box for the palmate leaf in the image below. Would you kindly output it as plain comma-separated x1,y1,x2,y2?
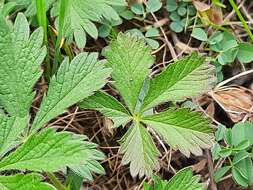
52,0,127,48
141,53,215,112
79,91,131,128
105,33,155,113
144,167,204,190
32,53,111,132
143,108,214,157
0,173,55,190
0,128,104,172
119,123,160,177
0,13,46,117
0,114,27,157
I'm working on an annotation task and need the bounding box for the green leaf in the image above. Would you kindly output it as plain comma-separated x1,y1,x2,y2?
191,28,208,41
146,0,162,13
214,166,231,182
237,42,253,63
231,122,253,146
232,158,253,188
144,167,203,190
105,33,154,113
131,3,145,15
170,21,183,33
0,128,103,172
0,173,55,190
145,27,159,38
0,115,27,157
141,53,215,111
0,13,46,117
32,53,111,132
52,0,127,48
166,0,178,12
143,108,214,157
79,91,131,128
217,48,238,65
165,167,204,190
119,123,160,177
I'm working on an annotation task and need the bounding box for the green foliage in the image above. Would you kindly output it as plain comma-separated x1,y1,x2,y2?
0,13,110,189
0,173,56,190
143,167,204,190
131,0,162,16
80,33,215,177
166,0,196,33
127,27,160,49
212,123,253,187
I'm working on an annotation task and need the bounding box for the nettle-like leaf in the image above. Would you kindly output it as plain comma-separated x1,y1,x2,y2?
0,173,55,190
80,33,215,177
32,53,111,132
105,33,154,112
144,167,204,190
0,128,103,172
143,109,214,157
0,114,27,157
0,13,46,117
80,91,131,128
141,52,215,111
52,0,127,48
0,13,110,189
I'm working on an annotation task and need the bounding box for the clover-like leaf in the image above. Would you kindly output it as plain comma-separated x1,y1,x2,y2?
0,173,55,190
141,53,215,111
143,108,214,157
0,128,104,172
32,53,111,132
105,33,154,113
119,123,160,177
0,13,46,117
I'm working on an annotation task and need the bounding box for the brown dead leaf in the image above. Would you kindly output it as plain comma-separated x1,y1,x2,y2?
192,159,207,173
193,0,211,12
210,85,253,122
175,41,198,54
208,6,223,25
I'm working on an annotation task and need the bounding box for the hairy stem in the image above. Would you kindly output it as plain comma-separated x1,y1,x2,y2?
46,172,68,190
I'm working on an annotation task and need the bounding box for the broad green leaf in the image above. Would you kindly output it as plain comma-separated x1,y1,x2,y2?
105,33,155,113
0,13,46,117
146,0,162,13
119,123,160,177
144,168,203,190
0,128,103,172
0,173,55,190
191,28,208,41
79,91,131,128
141,53,215,111
0,114,27,157
143,108,214,157
237,42,253,63
231,122,253,146
52,0,127,48
214,166,231,182
32,53,111,132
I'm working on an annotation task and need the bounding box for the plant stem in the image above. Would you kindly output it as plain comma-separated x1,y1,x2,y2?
46,172,68,190
36,0,51,81
52,0,69,75
228,0,253,41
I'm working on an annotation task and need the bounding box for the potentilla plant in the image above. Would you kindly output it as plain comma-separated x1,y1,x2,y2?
0,13,111,189
80,33,216,177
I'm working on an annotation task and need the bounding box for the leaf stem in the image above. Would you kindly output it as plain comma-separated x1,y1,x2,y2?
36,0,51,81
52,0,69,75
228,0,253,41
46,172,68,190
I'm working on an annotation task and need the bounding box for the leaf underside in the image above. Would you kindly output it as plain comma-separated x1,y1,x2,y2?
119,123,160,177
